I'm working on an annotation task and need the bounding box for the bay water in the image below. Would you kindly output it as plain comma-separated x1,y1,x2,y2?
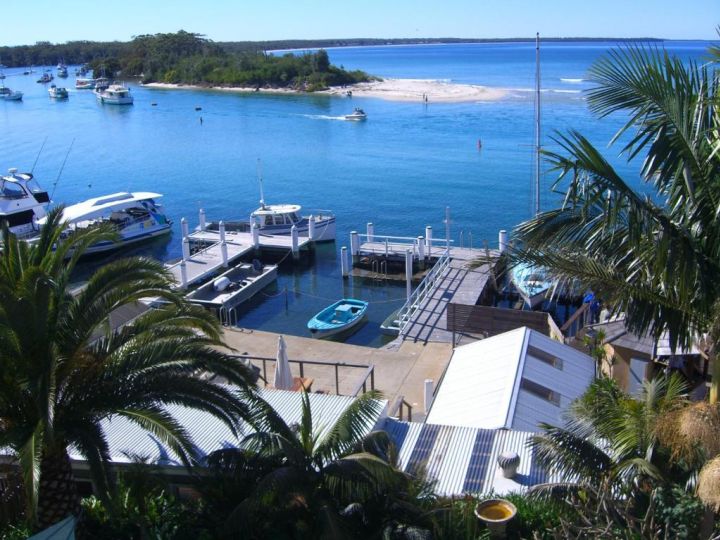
0,41,709,345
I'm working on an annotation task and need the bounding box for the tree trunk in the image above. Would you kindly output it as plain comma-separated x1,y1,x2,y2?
36,443,79,530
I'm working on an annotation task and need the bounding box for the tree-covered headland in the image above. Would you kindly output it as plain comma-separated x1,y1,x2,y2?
0,31,373,90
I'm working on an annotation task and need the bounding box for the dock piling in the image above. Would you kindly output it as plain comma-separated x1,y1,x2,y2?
291,225,299,260
219,220,226,243
350,231,360,264
341,246,349,278
181,217,189,238
308,216,315,241
182,236,190,261
405,249,413,300
180,261,188,289
445,206,451,250
199,208,206,231
367,222,374,243
499,229,508,253
417,236,425,269
251,222,260,252
220,241,228,267
425,226,432,258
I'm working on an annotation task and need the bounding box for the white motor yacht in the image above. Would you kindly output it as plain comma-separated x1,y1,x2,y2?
0,87,23,101
0,168,50,238
48,85,69,99
95,83,133,105
40,192,171,255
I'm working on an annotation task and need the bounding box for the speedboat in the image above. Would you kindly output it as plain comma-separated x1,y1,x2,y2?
510,262,554,309
0,72,5,80
76,78,96,90
95,83,133,105
0,87,23,101
0,168,50,239
186,261,278,312
39,192,171,255
345,107,367,121
307,298,368,338
57,65,68,78
48,85,69,99
37,73,53,84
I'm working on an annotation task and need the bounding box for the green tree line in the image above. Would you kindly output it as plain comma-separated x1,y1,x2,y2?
1,30,372,90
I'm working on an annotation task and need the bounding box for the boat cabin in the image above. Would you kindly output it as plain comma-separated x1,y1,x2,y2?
251,204,302,227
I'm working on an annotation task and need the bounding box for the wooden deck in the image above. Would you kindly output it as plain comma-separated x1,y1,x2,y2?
400,257,496,344
166,242,251,288
188,229,312,251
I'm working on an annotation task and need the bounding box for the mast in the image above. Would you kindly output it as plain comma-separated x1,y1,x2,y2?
534,32,541,216
257,158,266,209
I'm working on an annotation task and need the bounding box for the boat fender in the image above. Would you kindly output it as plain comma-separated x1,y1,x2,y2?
213,276,231,292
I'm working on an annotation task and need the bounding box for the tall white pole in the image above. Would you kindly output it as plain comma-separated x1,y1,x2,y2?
199,208,206,231
405,249,413,300
535,32,541,216
445,206,450,250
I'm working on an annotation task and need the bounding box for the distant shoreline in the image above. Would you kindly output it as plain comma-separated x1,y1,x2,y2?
143,78,512,103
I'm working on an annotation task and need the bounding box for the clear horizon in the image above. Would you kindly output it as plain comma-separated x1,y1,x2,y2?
2,0,717,47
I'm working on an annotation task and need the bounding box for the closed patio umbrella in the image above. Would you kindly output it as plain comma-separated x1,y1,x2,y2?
273,335,293,390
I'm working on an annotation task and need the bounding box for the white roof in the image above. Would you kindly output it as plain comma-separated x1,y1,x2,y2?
50,192,162,224
69,388,387,466
252,203,301,216
426,327,595,432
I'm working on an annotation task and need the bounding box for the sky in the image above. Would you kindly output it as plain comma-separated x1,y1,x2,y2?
2,0,717,46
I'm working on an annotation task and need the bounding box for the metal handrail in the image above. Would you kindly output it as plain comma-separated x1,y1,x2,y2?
396,248,451,335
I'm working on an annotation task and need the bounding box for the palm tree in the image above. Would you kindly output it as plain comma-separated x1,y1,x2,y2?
213,389,423,539
0,208,255,529
530,374,701,536
511,43,720,399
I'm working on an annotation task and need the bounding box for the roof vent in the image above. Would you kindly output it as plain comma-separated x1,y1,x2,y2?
497,452,520,479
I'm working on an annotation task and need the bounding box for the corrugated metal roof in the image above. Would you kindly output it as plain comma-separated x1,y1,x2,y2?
426,327,594,432
384,418,562,497
70,389,386,466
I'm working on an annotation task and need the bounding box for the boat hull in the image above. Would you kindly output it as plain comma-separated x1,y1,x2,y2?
186,263,278,309
510,263,552,309
79,224,171,255
308,298,368,339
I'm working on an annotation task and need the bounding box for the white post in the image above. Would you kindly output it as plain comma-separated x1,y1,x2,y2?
251,221,260,249
350,231,360,263
180,217,189,238
308,216,316,241
417,236,425,270
341,246,349,278
182,236,190,261
291,225,299,260
219,220,226,243
405,249,413,300
425,225,432,259
385,238,389,258
445,206,450,250
180,260,188,289
499,229,508,253
199,208,206,231
367,222,374,243
220,241,228,267
424,379,434,413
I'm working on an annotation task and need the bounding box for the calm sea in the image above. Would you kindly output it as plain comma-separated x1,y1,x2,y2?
0,41,710,346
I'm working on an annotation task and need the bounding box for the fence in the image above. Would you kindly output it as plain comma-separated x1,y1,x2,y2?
446,303,559,342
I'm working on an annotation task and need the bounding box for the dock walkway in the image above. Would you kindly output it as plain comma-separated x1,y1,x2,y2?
188,229,312,251
166,242,251,288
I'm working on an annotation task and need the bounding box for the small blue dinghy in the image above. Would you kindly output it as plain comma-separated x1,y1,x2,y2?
307,298,368,338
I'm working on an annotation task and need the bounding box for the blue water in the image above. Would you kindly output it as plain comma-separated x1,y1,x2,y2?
0,41,710,346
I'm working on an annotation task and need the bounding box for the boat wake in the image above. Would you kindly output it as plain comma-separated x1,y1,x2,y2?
301,114,348,121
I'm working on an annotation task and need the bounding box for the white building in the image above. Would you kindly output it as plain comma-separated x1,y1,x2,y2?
426,326,595,432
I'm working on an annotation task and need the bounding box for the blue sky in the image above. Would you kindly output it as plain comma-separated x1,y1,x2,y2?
3,0,717,46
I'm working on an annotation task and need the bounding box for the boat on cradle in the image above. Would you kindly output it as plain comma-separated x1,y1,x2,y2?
307,298,369,338
38,192,171,255
48,85,69,99
76,78,96,89
345,107,367,121
186,261,278,313
0,86,23,101
95,83,133,105
37,73,53,83
510,262,553,309
0,168,50,239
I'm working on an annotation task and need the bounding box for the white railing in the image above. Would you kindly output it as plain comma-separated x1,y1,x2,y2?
356,233,452,258
396,248,451,335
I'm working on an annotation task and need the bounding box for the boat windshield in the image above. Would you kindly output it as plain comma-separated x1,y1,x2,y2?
0,181,27,199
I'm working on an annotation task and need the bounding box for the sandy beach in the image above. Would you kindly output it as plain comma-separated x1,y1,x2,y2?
143,78,510,103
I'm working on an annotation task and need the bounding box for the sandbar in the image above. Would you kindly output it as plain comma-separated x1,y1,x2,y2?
143,78,510,103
